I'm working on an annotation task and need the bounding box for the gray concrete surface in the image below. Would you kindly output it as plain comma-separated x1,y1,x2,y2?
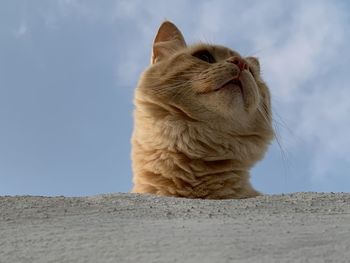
1,193,349,263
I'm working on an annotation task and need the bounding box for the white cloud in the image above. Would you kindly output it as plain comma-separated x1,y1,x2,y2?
296,81,350,184
14,20,28,38
258,2,345,102
250,1,350,187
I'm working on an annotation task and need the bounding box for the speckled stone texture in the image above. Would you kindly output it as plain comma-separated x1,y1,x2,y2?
1,192,349,263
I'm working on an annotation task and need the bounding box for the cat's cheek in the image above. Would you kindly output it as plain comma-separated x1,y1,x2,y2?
240,71,260,113
191,81,215,94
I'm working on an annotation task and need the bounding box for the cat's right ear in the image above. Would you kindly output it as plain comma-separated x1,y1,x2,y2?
151,21,186,64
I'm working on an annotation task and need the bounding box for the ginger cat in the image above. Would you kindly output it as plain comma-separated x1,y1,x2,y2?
131,21,274,199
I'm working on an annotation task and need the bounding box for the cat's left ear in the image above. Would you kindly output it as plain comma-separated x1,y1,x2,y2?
151,21,187,64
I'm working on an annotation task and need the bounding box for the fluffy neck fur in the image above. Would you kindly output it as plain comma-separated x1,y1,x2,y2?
132,94,271,199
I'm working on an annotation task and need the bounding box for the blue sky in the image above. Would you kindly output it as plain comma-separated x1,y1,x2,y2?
1,0,349,196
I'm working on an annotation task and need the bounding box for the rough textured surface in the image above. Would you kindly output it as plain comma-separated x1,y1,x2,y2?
1,192,350,263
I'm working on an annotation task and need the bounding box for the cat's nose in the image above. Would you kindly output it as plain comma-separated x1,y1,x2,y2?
227,56,248,71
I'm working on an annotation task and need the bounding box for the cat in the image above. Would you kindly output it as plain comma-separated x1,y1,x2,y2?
131,21,274,199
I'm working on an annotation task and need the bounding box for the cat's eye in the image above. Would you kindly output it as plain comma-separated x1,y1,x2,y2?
192,50,216,64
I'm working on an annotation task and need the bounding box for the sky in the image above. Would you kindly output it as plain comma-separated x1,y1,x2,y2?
1,0,350,196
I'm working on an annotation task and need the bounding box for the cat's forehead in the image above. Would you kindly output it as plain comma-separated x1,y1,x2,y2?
188,44,240,59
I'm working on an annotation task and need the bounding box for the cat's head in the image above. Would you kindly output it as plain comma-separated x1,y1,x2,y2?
135,21,273,140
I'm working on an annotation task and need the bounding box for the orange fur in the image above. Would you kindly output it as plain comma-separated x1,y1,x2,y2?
131,21,274,199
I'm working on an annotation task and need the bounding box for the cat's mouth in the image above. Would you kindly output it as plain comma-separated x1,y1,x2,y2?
214,78,243,92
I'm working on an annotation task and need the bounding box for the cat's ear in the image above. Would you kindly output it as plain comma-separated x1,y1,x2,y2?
151,21,186,64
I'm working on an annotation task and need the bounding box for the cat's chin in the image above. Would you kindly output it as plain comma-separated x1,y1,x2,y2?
215,72,260,114
214,78,243,93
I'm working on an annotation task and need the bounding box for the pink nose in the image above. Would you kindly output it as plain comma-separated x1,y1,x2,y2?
227,56,248,71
